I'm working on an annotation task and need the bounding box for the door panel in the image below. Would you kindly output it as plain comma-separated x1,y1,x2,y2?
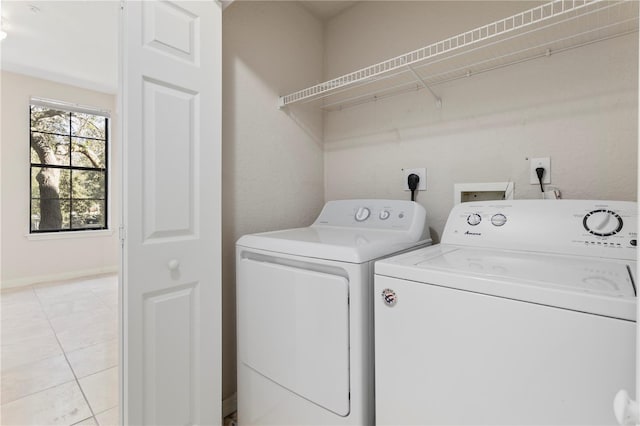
141,78,198,241
121,1,221,425
142,1,199,62
143,284,197,425
239,258,351,416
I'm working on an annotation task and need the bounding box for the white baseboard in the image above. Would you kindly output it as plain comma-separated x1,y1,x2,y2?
222,392,237,418
1,266,118,289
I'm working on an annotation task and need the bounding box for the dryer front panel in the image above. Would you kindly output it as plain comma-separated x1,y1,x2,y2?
238,258,350,417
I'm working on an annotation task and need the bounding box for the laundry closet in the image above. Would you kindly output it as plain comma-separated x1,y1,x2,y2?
221,0,638,414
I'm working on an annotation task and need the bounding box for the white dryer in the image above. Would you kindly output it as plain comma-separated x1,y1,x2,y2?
374,200,636,425
236,199,431,425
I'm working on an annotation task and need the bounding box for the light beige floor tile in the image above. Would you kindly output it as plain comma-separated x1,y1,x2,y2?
67,339,118,379
78,367,119,414
35,288,95,305
49,307,115,335
83,276,118,292
92,288,119,308
56,318,118,353
40,293,107,320
72,416,98,425
33,280,93,300
1,287,39,307
1,302,48,324
1,354,75,404
1,316,54,344
86,275,119,310
0,381,92,426
1,332,63,371
95,406,119,426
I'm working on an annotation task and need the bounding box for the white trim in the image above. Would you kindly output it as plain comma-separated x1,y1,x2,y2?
25,229,115,241
1,61,117,95
1,266,118,289
31,97,111,118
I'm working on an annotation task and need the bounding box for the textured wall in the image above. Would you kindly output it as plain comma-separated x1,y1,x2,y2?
323,1,638,242
221,1,325,399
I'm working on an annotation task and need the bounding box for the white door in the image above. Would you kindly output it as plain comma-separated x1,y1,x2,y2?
121,1,222,425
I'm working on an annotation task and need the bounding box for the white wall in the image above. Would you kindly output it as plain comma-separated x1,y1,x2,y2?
1,71,119,287
222,1,324,399
323,1,638,242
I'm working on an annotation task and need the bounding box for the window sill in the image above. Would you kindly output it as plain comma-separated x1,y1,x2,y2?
26,229,115,241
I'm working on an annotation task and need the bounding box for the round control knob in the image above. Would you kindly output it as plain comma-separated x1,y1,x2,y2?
167,259,180,270
583,209,623,237
467,213,482,226
379,210,391,220
355,207,371,222
491,213,507,227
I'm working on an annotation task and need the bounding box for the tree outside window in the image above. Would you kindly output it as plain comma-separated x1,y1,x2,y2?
30,102,108,232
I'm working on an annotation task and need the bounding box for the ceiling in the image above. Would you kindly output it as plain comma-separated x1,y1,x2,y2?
0,1,357,94
298,1,358,21
1,1,119,93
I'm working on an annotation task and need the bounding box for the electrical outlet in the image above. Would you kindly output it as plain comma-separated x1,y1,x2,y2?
529,157,551,185
402,168,427,191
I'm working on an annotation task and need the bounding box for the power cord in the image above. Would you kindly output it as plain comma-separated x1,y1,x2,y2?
536,167,545,197
408,173,420,201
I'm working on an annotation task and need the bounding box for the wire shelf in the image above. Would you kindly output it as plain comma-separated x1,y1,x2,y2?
278,0,639,111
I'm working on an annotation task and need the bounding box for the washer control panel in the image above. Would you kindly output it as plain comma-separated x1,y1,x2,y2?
313,199,429,237
442,200,637,260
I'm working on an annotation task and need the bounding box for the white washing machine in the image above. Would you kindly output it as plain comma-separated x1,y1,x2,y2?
236,199,431,425
374,200,637,425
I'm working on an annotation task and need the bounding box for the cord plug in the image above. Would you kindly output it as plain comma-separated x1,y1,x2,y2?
408,173,420,201
535,167,545,193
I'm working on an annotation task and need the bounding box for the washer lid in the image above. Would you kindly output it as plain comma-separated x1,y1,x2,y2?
237,226,430,263
375,245,636,321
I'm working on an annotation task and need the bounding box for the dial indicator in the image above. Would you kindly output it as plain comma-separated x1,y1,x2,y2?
583,209,623,237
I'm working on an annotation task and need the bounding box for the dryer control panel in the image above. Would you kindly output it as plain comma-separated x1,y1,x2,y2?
313,199,429,241
442,200,637,260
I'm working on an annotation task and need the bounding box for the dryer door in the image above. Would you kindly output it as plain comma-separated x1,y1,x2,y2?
238,258,350,416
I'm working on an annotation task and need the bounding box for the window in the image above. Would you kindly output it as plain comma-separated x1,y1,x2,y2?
30,99,109,233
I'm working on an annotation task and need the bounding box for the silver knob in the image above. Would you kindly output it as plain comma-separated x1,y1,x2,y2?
467,213,482,226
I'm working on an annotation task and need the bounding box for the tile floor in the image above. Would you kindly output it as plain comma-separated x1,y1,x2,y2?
1,274,119,425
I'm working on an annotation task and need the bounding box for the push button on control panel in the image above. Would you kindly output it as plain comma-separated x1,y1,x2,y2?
355,207,371,222
491,213,507,227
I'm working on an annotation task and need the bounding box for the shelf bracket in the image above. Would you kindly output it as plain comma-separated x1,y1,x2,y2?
407,65,442,108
